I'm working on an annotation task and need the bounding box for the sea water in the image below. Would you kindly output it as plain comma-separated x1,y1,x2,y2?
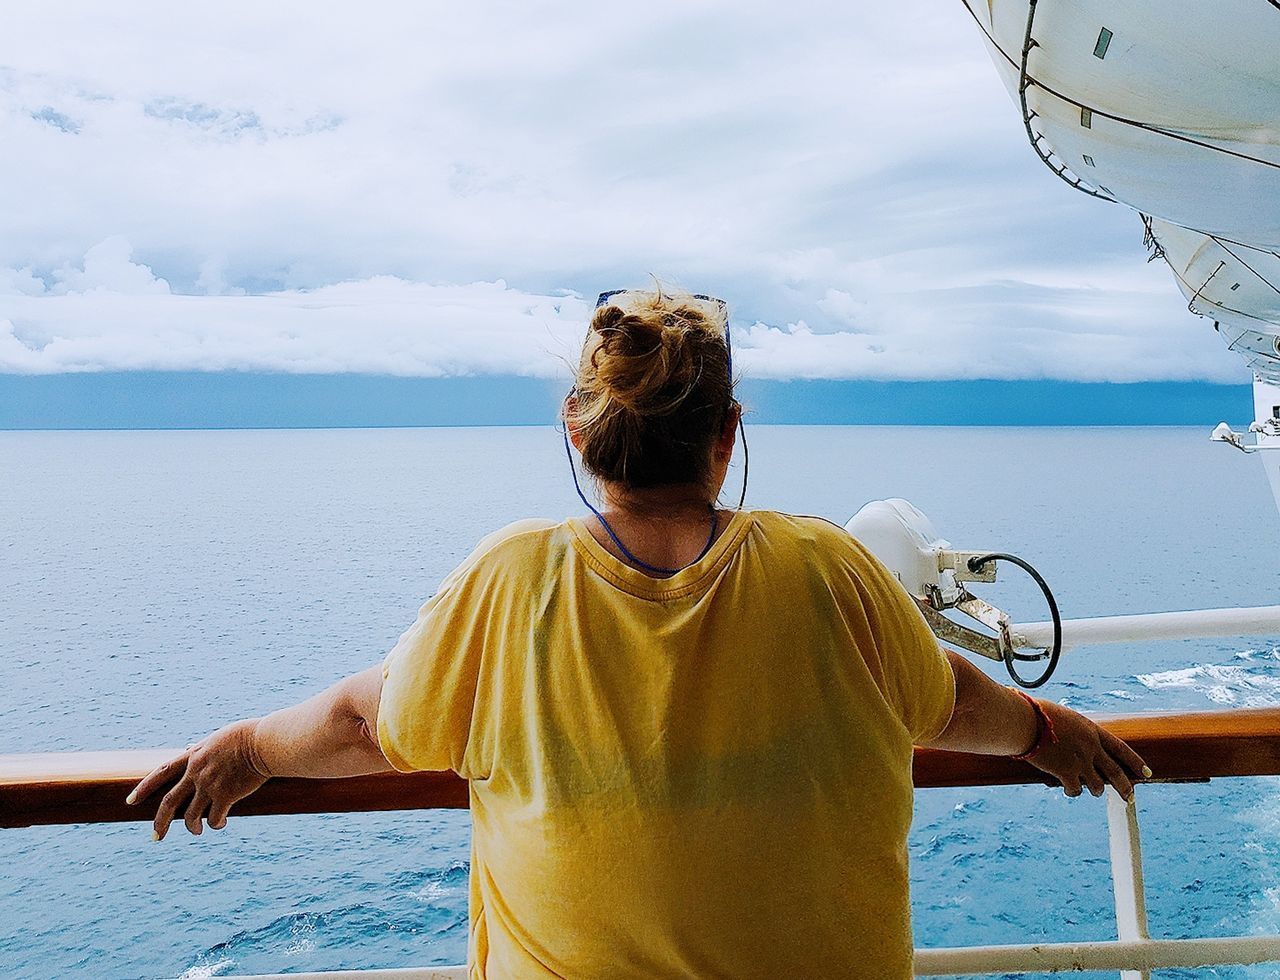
3,425,1280,979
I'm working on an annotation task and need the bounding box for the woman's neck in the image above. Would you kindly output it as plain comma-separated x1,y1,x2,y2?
586,482,728,575
598,482,717,521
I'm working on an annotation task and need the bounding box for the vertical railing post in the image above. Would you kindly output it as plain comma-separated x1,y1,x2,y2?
1107,788,1151,980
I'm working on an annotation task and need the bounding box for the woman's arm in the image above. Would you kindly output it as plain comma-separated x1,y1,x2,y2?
922,651,1150,801
128,665,391,841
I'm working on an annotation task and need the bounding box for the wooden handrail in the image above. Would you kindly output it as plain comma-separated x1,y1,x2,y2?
5,708,1280,829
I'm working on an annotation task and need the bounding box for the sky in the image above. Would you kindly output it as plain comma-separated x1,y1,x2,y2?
0,0,1250,387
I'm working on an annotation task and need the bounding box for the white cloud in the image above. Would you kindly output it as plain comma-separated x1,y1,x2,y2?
49,237,170,295
0,0,1250,383
1,267,590,377
0,239,1238,382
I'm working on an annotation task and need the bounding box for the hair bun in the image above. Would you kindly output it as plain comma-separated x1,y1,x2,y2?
572,287,736,490
588,302,701,416
589,304,628,336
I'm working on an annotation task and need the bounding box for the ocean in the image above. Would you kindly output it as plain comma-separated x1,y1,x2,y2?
3,425,1280,979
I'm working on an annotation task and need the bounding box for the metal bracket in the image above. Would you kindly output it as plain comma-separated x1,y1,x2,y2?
1211,420,1280,453
939,551,999,584
913,592,1011,663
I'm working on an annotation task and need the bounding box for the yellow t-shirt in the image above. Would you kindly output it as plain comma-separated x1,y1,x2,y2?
378,510,955,979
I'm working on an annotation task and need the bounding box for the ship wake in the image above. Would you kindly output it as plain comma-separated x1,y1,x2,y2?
1136,649,1280,707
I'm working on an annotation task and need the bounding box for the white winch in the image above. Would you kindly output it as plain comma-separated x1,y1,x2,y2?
847,498,1280,689
846,499,1061,688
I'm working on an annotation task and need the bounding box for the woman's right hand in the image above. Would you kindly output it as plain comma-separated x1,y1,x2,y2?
1026,699,1150,801
127,718,271,840
126,665,392,840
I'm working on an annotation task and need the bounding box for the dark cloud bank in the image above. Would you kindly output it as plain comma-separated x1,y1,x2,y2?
0,372,1253,429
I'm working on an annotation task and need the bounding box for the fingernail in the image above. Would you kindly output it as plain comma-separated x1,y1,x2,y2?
152,830,161,842
126,790,137,805
1142,766,1153,778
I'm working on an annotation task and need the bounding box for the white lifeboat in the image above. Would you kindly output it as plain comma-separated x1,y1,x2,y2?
961,0,1280,510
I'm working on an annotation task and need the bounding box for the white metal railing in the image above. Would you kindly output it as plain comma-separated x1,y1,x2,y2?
916,789,1280,977
1013,604,1280,653
218,789,1280,980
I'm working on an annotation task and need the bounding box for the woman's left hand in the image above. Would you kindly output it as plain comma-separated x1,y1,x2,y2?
127,719,270,840
1026,699,1148,801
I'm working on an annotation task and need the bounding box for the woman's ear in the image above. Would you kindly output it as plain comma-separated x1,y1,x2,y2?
565,395,584,451
715,403,741,461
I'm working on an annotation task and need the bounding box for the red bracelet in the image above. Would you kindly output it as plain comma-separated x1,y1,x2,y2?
1010,689,1058,761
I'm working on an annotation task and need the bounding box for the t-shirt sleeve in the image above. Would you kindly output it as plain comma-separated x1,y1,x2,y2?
376,519,552,775
376,576,487,775
850,540,957,744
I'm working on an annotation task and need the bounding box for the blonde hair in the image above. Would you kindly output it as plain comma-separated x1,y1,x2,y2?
570,286,737,489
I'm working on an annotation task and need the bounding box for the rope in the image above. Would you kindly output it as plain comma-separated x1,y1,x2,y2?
1140,215,1166,263
1017,0,1114,202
